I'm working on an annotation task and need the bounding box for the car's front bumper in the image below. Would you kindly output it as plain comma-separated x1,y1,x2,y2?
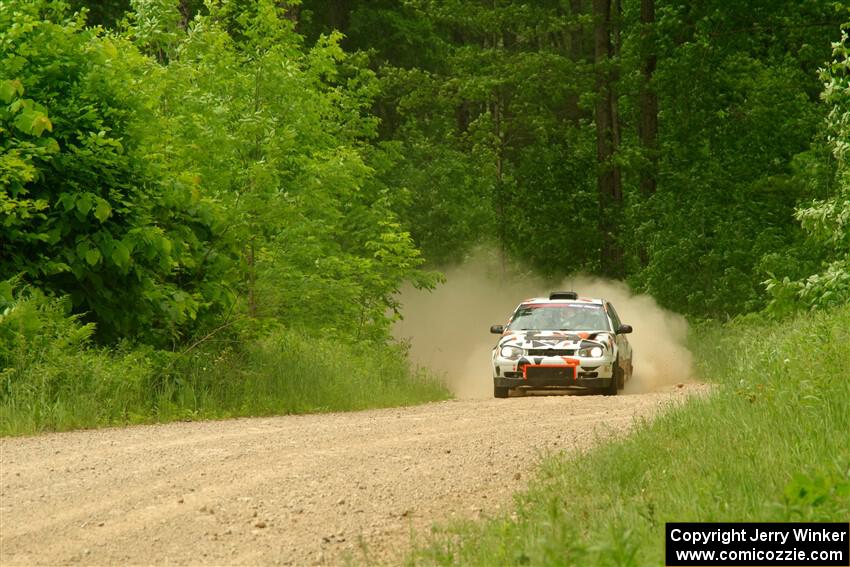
493,354,613,379
494,375,613,390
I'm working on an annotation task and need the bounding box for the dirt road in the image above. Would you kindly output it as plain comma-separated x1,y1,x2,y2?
1,387,698,566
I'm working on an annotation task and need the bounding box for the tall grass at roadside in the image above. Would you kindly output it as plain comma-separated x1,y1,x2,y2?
409,306,850,566
0,290,449,436
158,330,450,421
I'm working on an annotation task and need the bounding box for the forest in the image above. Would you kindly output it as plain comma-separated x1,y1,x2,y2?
1,0,848,431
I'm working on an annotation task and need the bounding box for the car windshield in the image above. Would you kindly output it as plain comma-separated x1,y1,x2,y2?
507,304,610,331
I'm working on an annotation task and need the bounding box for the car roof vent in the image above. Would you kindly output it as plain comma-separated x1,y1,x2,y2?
549,291,578,300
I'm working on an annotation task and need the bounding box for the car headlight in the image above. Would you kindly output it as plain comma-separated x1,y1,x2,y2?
578,346,604,358
499,346,523,360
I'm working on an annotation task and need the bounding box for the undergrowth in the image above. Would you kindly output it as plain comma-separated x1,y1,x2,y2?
0,285,449,436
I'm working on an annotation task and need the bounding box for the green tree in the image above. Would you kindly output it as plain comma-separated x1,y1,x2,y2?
143,0,434,339
766,26,850,313
299,0,846,320
628,0,845,316
0,1,236,344
342,0,602,270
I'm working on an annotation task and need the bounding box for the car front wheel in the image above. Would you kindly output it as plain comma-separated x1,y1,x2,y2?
603,362,622,396
494,385,509,398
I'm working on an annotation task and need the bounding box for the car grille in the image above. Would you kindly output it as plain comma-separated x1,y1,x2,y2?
524,366,576,384
525,348,576,357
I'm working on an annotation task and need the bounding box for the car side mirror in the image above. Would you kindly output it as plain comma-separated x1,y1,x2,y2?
490,325,505,334
616,324,633,335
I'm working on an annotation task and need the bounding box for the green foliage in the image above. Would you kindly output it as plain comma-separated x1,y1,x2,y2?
0,280,153,433
348,1,600,268
0,278,94,371
766,26,850,313
304,0,846,314
180,326,450,417
300,0,446,71
3,0,435,345
67,0,132,28
630,3,839,317
0,1,237,344
129,0,184,57
1,0,447,435
409,306,850,565
0,280,449,435
144,0,434,339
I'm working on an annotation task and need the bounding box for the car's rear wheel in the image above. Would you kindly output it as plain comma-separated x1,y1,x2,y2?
494,385,509,398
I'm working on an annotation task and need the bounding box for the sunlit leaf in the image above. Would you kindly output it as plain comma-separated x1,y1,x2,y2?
76,193,93,216
94,199,111,222
85,248,101,266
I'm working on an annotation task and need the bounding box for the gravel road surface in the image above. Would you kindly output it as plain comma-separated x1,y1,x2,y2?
1,387,698,566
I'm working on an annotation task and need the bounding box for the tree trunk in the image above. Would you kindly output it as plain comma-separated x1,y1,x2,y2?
177,0,192,30
566,0,584,123
494,93,507,275
594,0,624,278
611,0,622,193
570,0,584,54
639,0,658,199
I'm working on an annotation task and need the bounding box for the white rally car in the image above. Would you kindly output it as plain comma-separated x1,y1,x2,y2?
490,291,633,398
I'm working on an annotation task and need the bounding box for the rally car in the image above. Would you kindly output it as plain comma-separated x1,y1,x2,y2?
490,291,633,398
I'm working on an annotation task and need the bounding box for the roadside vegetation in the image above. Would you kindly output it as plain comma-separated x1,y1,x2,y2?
1,1,450,435
2,0,848,437
409,305,850,566
0,284,448,435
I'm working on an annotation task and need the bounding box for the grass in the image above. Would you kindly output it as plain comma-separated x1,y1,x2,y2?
408,305,850,566
0,327,450,436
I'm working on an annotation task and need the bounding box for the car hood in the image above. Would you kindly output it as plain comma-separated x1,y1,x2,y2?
497,329,611,349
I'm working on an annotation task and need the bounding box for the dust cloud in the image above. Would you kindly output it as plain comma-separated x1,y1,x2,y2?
393,250,694,398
